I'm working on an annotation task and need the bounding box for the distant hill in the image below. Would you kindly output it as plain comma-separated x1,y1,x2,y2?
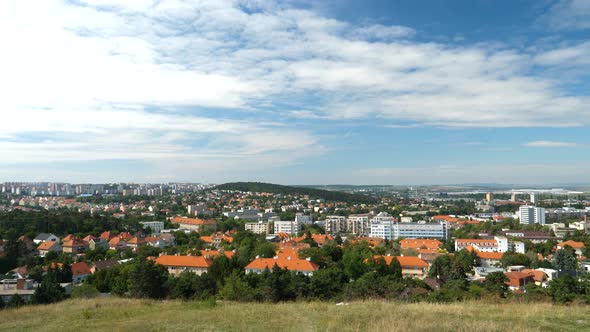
214,182,378,204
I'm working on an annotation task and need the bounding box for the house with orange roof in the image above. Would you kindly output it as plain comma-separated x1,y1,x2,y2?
465,246,503,267
556,240,585,257
155,255,212,276
126,237,148,252
505,271,535,291
108,237,127,251
400,239,443,251
171,216,217,233
200,232,233,248
200,249,235,260
372,255,430,279
71,261,91,284
88,237,108,251
37,240,62,257
245,256,320,276
293,234,334,247
62,234,74,242
99,231,113,241
82,235,96,243
62,238,89,254
456,236,525,254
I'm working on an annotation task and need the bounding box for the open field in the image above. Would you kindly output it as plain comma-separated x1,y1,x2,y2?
1,298,590,332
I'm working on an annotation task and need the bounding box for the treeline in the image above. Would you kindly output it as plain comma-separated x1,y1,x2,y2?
214,182,379,204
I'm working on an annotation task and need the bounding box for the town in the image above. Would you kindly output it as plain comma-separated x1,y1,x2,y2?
1,181,590,307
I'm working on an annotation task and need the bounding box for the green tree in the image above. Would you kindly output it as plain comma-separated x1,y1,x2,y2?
253,242,276,258
128,257,169,299
553,246,578,271
220,272,255,301
342,242,373,280
548,275,579,303
483,271,508,297
32,274,65,304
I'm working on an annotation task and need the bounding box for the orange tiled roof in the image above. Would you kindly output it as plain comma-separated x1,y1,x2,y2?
400,239,443,250
71,262,91,276
38,240,59,250
100,231,113,240
171,217,217,226
557,240,585,249
108,237,124,245
373,255,429,268
245,256,319,272
293,234,334,245
522,269,547,282
199,250,235,259
464,245,503,260
432,215,460,222
155,255,212,268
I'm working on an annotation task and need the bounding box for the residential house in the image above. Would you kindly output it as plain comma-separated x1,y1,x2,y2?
200,232,233,248
126,237,146,252
200,249,235,260
71,262,91,284
62,238,89,254
0,278,35,303
37,240,62,257
400,239,443,254
33,233,59,245
556,240,585,257
245,256,320,276
88,238,109,251
171,217,217,233
293,234,334,247
373,255,430,279
90,259,120,274
99,231,114,241
108,237,127,251
505,271,535,292
155,255,212,276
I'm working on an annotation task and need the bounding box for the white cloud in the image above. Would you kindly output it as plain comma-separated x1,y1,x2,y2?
540,0,590,31
0,0,589,181
525,141,579,147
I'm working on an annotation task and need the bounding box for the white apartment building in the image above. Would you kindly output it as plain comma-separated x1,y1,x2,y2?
370,221,449,240
274,220,301,235
455,236,525,254
295,213,313,225
324,216,347,234
140,221,165,234
347,214,371,236
245,221,271,234
518,206,546,225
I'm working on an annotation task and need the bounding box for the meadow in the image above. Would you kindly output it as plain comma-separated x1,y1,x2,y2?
1,297,590,331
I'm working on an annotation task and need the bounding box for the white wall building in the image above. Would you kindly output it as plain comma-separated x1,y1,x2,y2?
518,206,546,225
370,221,448,240
245,221,271,234
274,220,301,235
140,221,165,234
295,213,313,225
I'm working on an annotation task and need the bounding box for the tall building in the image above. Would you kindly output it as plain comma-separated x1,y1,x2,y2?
486,192,493,203
510,193,517,202
370,221,448,240
530,193,537,204
518,206,546,225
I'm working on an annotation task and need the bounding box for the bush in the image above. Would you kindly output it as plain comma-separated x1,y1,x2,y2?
72,284,100,299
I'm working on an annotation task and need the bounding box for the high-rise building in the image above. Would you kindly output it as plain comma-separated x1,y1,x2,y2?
370,221,448,240
510,193,517,202
518,205,546,225
485,192,493,202
530,193,537,204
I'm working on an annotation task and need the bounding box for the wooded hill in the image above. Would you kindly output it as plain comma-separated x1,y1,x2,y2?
214,182,378,204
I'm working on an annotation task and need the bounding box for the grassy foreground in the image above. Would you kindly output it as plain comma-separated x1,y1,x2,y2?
1,298,590,332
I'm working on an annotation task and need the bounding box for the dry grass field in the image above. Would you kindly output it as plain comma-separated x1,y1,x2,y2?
1,298,589,331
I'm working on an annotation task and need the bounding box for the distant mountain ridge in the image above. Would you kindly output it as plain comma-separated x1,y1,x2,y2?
214,182,378,204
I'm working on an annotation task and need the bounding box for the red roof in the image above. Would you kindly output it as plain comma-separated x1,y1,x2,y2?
171,217,216,226
373,255,429,268
71,262,91,276
557,240,585,249
155,255,212,268
245,256,319,272
38,240,59,251
400,239,442,250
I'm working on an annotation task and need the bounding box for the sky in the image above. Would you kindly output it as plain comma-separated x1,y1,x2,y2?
0,0,589,185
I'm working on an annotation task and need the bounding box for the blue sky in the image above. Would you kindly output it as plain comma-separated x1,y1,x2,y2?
0,0,589,185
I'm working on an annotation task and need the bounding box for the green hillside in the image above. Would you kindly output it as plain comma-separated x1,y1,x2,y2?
1,298,589,332
214,182,378,204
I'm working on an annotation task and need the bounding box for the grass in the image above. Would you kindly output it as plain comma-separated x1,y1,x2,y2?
1,298,590,331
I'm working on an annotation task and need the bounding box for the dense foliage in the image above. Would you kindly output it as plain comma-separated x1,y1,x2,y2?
215,182,379,204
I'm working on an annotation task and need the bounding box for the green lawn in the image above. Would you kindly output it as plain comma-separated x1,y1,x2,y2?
1,298,589,331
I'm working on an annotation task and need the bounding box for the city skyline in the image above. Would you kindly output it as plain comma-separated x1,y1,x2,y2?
1,0,589,184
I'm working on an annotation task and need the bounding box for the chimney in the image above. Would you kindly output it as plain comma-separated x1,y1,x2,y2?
305,257,311,261
255,255,260,259
16,278,25,290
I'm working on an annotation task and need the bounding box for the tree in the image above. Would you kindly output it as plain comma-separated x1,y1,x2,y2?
208,256,234,286
128,257,169,299
342,242,373,280
220,273,255,301
500,252,531,268
253,242,276,258
32,274,65,304
483,271,508,297
428,255,453,281
548,275,579,303
553,246,578,271
0,296,4,309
